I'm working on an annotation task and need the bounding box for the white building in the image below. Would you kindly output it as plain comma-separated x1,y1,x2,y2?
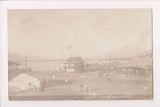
9,72,41,92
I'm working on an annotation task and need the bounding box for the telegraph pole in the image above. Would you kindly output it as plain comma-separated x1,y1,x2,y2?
25,56,28,72
109,56,111,70
53,57,55,72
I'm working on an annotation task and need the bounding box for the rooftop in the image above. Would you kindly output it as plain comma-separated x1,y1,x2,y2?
66,57,84,64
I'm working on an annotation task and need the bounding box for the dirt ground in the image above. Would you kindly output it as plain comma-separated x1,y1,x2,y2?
9,70,153,100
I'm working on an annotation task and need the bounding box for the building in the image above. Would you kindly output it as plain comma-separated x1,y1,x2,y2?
113,66,146,75
63,57,84,72
8,61,20,71
9,72,42,92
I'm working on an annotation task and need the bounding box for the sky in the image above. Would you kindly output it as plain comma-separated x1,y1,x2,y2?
8,9,152,59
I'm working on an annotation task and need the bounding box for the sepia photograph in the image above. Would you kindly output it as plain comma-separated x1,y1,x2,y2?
8,9,153,100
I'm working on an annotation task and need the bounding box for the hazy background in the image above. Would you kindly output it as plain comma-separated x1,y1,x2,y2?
8,9,152,59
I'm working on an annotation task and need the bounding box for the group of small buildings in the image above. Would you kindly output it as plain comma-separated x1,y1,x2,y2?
8,57,84,93
8,57,85,93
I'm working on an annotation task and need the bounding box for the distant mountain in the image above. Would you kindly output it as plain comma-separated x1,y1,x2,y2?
8,54,55,61
138,50,152,57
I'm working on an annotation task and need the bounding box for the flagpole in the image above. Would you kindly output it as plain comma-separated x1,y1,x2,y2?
67,44,73,57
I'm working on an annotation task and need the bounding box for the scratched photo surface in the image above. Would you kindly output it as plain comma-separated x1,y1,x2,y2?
8,9,153,100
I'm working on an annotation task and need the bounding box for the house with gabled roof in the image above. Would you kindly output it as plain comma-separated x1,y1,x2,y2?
9,72,42,92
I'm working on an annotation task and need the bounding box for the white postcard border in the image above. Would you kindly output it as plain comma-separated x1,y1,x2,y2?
1,1,160,107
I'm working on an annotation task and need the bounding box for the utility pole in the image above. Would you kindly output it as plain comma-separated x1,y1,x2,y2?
53,57,55,72
52,57,55,72
25,56,28,72
109,56,112,70
71,47,73,57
